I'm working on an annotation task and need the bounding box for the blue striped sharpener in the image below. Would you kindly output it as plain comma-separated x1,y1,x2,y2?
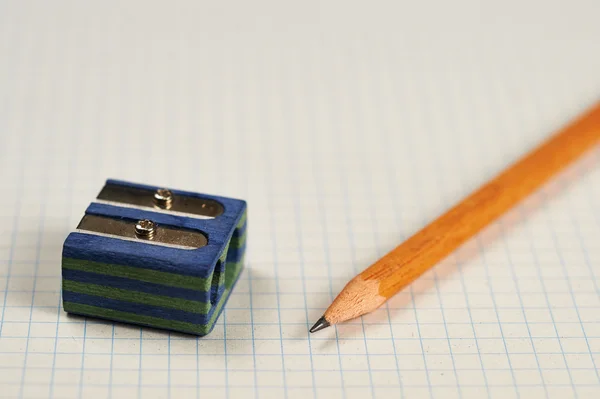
61,179,247,336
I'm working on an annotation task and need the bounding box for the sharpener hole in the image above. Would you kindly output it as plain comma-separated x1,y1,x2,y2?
210,260,222,304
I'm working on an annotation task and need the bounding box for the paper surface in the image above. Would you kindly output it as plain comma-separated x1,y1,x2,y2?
1,1,600,398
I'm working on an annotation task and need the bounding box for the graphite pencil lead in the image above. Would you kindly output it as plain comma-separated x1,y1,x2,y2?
309,316,330,333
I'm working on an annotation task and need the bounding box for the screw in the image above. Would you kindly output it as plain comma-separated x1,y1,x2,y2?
135,219,156,239
154,188,173,209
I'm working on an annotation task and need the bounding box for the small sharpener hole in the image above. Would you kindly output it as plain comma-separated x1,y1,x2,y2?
210,260,223,304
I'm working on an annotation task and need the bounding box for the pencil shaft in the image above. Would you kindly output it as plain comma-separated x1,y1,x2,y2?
363,102,600,299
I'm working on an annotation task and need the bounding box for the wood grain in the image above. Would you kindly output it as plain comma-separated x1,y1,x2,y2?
324,101,600,325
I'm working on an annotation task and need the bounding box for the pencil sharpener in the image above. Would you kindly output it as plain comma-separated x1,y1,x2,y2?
61,179,247,336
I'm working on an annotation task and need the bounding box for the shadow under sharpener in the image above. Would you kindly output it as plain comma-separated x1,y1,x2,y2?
61,179,247,336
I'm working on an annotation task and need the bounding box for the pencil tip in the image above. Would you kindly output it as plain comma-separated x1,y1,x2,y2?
309,316,330,333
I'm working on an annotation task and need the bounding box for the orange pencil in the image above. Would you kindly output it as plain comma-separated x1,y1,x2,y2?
310,101,600,333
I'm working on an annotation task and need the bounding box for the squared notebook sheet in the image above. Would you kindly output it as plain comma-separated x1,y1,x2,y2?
1,1,600,399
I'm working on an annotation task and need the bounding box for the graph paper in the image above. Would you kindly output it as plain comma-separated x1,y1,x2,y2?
1,1,600,398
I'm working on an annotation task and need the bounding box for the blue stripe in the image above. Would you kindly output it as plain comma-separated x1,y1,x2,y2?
62,232,220,279
62,268,211,302
62,291,219,325
226,244,246,263
210,285,226,306
233,220,247,237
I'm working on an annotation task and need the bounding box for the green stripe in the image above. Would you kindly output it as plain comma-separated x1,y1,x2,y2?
236,210,247,228
64,302,206,334
62,279,211,314
64,302,208,334
62,258,209,291
225,257,244,289
219,240,230,263
63,258,244,314
63,262,243,336
64,220,245,290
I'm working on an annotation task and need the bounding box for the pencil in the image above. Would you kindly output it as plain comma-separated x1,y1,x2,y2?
310,101,600,333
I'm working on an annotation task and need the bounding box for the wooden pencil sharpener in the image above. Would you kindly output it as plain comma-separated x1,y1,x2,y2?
61,179,247,336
